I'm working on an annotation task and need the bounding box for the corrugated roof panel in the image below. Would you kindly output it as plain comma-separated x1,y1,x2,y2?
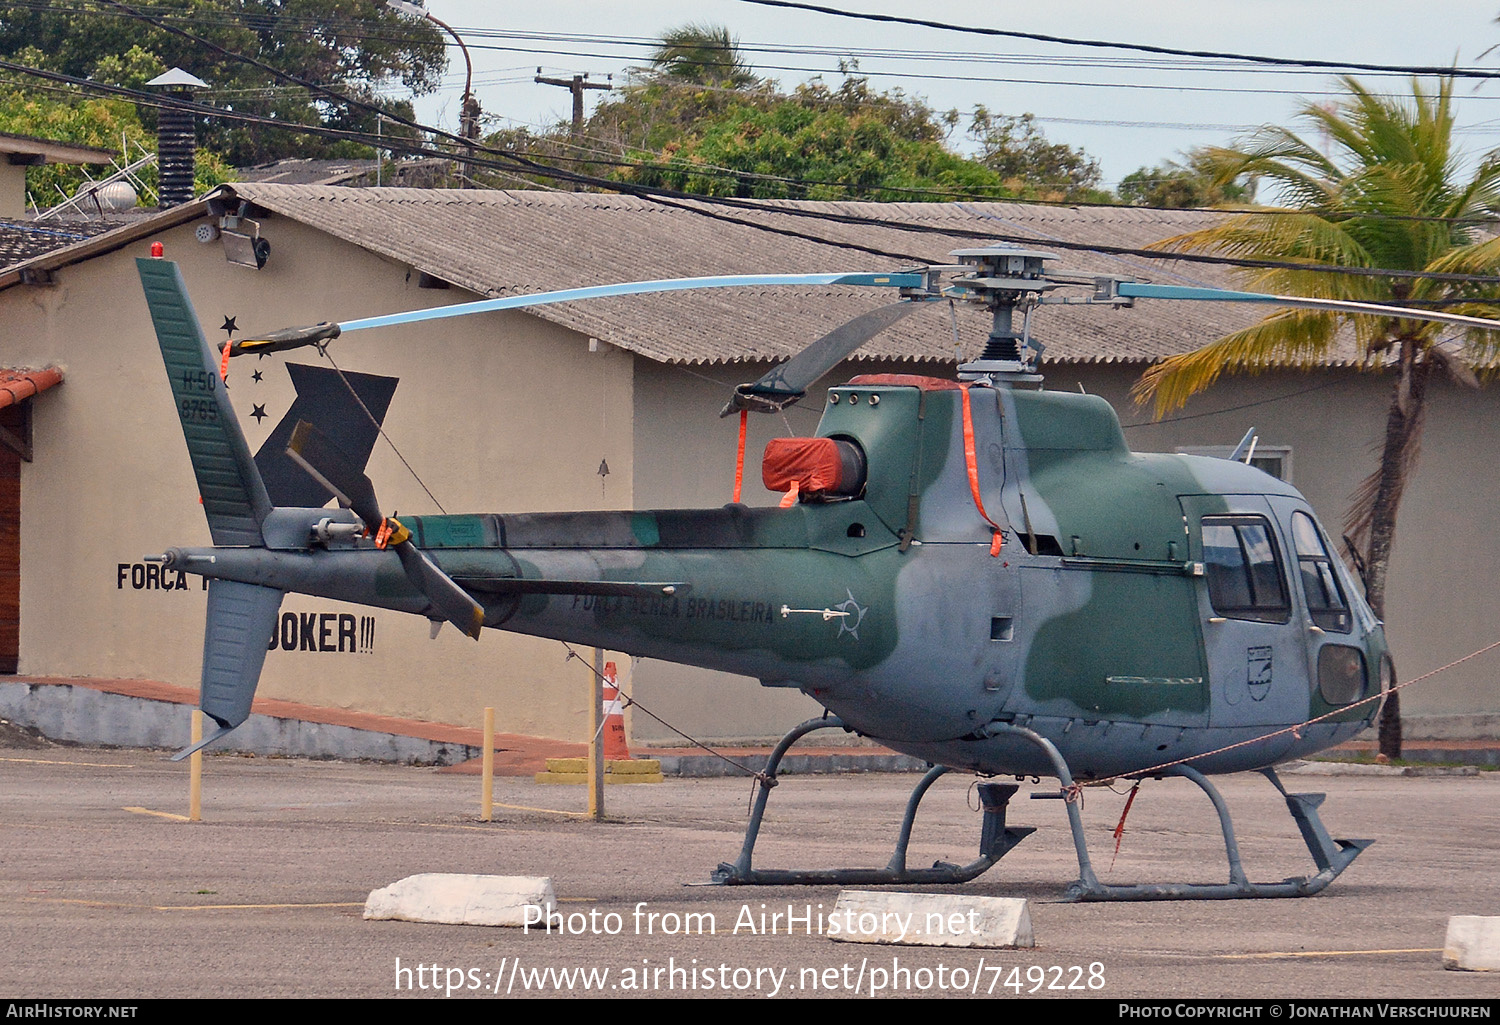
9,185,1374,368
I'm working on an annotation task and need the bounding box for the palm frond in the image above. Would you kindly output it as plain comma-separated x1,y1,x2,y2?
1132,308,1341,415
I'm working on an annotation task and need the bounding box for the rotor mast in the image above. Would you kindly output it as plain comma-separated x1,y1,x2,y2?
952,247,1054,385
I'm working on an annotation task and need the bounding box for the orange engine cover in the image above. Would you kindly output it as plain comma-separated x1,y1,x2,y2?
762,437,866,498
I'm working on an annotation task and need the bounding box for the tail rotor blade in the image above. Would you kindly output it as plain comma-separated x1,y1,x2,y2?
285,420,483,639
720,300,925,417
285,420,384,530
394,541,485,640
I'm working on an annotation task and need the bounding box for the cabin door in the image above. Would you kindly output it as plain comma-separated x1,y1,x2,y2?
1180,495,1311,728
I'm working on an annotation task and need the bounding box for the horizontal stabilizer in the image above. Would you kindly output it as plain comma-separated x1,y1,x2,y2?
198,578,285,734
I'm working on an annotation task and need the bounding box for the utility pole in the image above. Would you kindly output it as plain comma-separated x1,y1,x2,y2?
534,71,611,190
388,1,479,180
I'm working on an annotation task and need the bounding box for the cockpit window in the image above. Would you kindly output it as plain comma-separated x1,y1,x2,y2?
1292,511,1351,633
1201,515,1290,623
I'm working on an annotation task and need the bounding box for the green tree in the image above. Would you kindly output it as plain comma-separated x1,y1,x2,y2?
1131,77,1500,757
489,66,1111,204
1119,149,1254,208
0,87,230,209
599,75,1010,202
968,108,1109,202
0,1,445,165
647,22,760,89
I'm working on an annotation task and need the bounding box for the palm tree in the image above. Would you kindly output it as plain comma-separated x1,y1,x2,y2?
1133,77,1500,758
648,23,759,89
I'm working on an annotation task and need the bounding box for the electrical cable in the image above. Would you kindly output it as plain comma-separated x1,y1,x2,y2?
732,0,1500,80
8,53,1500,286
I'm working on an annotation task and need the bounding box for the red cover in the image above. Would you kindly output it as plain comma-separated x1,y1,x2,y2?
846,374,959,391
762,437,845,494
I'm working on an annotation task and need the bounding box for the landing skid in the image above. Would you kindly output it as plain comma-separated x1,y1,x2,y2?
707,718,1371,899
710,717,1035,886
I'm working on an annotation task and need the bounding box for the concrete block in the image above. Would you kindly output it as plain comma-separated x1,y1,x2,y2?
534,757,664,784
364,873,555,927
607,759,662,775
827,890,1034,949
533,771,664,784
1444,915,1500,971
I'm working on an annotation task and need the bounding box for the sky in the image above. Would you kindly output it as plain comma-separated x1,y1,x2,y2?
392,0,1500,189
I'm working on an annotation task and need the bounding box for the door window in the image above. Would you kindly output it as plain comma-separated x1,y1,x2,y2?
1201,515,1290,624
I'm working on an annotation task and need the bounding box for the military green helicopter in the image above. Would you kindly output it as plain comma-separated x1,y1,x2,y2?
138,245,1493,901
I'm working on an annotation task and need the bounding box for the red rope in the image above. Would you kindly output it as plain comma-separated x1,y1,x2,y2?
959,384,1004,556
733,409,747,503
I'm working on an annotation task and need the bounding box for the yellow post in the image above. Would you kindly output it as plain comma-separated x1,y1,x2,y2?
588,647,604,821
481,706,494,822
188,709,202,822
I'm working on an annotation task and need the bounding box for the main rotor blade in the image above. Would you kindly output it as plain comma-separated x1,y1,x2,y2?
1117,283,1500,332
719,300,927,417
226,272,926,358
227,321,340,358
337,272,928,334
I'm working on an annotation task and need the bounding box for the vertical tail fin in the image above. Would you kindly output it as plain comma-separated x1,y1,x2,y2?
137,256,271,545
138,257,283,757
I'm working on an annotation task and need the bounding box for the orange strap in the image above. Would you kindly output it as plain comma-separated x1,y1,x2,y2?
958,384,1004,556
218,343,230,382
779,479,800,508
733,409,747,503
1110,782,1141,870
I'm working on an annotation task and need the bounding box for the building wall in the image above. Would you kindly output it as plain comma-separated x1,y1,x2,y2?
0,164,25,219
2,216,636,740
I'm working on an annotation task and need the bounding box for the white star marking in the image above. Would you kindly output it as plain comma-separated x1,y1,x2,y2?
834,589,868,640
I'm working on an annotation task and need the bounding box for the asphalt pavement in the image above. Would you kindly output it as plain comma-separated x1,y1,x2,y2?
1,741,1496,1000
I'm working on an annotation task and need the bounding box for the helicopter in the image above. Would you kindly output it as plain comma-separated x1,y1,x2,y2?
136,243,1497,901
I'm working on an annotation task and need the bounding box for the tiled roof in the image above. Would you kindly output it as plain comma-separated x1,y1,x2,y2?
0,131,114,165
0,219,117,269
0,367,62,408
234,158,379,186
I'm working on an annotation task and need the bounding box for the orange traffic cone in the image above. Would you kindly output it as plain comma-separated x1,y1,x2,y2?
602,661,631,761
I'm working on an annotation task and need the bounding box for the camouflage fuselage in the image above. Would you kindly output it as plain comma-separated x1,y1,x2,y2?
184,375,1387,781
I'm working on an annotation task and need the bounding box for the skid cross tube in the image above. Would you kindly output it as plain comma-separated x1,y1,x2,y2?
709,717,1034,886
981,723,1372,901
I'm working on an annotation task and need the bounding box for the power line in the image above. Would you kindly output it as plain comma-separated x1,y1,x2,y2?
732,0,1500,80
8,40,1500,287
8,0,1500,109
9,52,1499,235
